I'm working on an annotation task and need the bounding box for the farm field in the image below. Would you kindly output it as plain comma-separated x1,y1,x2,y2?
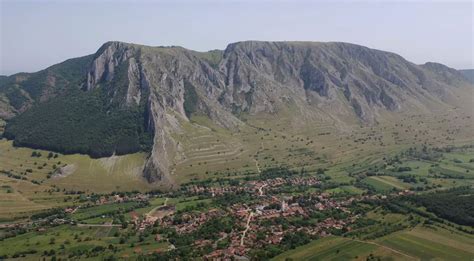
274,226,474,261
71,202,142,222
0,223,169,260
377,226,474,261
272,236,411,261
363,176,412,192
326,185,365,195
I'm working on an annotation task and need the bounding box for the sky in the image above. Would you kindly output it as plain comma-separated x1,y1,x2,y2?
0,0,473,75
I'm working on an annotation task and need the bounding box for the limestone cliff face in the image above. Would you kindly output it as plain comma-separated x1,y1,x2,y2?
1,41,471,185
217,41,468,122
82,42,242,184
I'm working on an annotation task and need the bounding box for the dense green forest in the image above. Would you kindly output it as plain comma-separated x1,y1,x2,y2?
3,88,153,158
406,187,474,226
0,55,94,112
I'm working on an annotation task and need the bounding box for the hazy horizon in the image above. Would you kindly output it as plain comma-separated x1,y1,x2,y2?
1,0,473,75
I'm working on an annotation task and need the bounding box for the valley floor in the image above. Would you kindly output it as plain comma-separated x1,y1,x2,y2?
1,108,474,260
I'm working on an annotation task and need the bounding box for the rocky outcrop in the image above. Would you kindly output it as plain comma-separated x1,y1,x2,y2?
86,42,135,91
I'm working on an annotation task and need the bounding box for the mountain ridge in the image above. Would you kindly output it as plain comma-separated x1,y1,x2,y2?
1,41,472,186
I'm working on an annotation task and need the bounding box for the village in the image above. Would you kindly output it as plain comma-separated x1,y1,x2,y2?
124,175,415,260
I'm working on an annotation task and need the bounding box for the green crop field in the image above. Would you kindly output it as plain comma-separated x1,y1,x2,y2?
274,226,474,261
377,227,474,261
272,236,409,261
326,185,365,195
365,176,413,191
71,202,141,221
363,177,397,192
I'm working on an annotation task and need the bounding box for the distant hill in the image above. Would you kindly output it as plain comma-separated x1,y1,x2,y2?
1,41,473,185
459,69,474,84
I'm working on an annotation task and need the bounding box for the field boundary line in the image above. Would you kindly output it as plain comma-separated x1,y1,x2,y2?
352,239,418,260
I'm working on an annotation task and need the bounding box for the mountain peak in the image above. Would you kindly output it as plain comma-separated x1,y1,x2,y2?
422,62,459,73
98,40,137,49
94,41,138,57
421,62,466,84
